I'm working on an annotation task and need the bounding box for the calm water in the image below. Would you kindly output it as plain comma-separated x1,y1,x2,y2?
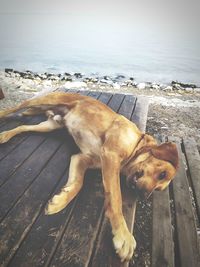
0,13,200,84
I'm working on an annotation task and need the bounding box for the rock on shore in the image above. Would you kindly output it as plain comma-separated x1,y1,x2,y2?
2,68,200,94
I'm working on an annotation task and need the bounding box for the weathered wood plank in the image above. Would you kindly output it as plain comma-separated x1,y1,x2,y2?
0,135,62,221
49,171,104,267
88,91,101,99
0,134,46,186
183,137,200,220
151,135,174,267
7,169,77,267
0,142,73,267
107,93,125,112
98,92,112,104
0,116,44,161
78,90,90,96
131,96,149,132
152,189,174,267
169,137,200,267
118,94,136,119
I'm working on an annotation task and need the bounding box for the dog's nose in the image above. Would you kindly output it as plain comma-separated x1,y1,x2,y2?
135,170,144,179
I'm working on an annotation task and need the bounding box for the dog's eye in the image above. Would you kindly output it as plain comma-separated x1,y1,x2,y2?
158,171,167,180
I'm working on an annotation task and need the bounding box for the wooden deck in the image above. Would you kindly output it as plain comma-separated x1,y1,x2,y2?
152,136,200,267
0,91,148,267
1,90,200,267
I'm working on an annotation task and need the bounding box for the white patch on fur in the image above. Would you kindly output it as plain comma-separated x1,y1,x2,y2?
64,112,102,155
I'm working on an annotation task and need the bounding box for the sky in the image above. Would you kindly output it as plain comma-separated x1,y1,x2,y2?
0,0,199,42
0,0,199,83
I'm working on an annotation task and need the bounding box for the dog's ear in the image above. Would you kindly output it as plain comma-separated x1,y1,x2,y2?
151,142,179,169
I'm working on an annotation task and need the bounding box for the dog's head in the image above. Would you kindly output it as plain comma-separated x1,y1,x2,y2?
125,141,179,199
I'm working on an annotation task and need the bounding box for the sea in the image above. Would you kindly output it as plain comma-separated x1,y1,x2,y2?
0,13,200,85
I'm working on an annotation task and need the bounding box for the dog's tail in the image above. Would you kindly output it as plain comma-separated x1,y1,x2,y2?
0,92,82,119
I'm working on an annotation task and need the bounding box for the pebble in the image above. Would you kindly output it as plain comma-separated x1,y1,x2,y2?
163,85,173,91
64,81,87,88
137,83,146,90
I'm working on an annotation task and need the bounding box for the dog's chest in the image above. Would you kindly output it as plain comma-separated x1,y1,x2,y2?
64,113,102,155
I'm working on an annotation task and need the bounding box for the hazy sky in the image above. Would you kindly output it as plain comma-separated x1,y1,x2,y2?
1,0,199,43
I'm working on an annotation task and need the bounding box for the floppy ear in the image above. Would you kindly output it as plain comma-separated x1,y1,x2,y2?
151,142,179,169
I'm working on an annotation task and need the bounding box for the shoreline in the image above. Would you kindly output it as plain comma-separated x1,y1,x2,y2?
1,68,200,94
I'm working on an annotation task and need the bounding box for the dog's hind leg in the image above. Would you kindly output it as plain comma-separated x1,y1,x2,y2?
0,118,63,144
46,154,94,215
21,107,44,116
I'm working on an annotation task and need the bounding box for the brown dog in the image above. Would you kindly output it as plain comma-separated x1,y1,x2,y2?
0,92,178,262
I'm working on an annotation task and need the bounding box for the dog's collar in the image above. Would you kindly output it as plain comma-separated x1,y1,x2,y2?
122,133,146,168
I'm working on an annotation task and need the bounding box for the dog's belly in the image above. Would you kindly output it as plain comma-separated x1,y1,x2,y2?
64,112,102,156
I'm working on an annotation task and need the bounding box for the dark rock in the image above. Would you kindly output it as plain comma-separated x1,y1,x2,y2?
64,72,71,76
129,77,134,81
115,74,126,80
5,68,13,73
74,73,83,78
103,75,111,80
61,77,72,82
171,81,197,89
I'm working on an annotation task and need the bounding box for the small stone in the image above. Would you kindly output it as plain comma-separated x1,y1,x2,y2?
74,73,83,78
185,87,193,93
64,81,87,88
137,83,146,90
194,88,200,93
43,80,52,87
113,83,120,89
163,85,173,91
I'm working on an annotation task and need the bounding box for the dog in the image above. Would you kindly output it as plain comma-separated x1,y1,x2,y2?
0,92,178,262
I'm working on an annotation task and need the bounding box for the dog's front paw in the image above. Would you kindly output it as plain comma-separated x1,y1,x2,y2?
0,131,11,144
113,228,136,262
45,190,69,215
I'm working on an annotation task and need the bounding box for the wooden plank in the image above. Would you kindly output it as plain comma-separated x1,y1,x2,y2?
118,94,136,119
98,92,112,104
0,134,46,186
107,94,125,112
0,116,43,161
88,91,101,99
78,90,90,96
152,135,174,267
169,137,200,267
0,141,73,267
49,171,104,267
131,96,149,132
90,95,138,267
0,136,62,221
7,170,77,267
183,137,200,220
152,189,174,267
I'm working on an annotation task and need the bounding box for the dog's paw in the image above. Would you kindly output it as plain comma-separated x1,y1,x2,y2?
45,190,69,215
113,228,136,262
0,131,11,144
